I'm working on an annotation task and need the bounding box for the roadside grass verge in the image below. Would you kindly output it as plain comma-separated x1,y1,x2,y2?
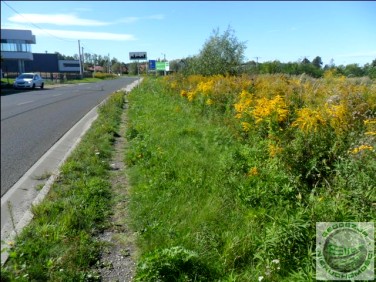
126,77,375,281
1,91,125,281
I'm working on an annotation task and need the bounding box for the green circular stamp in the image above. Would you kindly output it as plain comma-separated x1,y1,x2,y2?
316,222,374,281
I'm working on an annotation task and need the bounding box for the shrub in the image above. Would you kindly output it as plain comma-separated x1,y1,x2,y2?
92,72,117,79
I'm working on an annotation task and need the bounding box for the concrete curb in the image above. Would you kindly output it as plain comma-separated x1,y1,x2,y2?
1,78,142,265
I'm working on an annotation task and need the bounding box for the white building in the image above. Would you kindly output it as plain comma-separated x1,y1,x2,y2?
1,29,36,74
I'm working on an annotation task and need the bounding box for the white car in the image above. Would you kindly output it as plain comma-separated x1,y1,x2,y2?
13,73,44,89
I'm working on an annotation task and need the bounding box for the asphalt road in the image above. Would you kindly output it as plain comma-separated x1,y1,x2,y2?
1,77,138,196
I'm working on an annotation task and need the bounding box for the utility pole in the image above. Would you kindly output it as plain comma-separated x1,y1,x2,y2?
162,53,166,76
254,56,261,67
81,46,84,74
108,53,111,73
254,56,261,72
78,40,83,79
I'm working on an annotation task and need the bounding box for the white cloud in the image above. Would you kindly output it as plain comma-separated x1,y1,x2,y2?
1,23,136,41
33,28,136,41
118,14,165,24
9,13,110,26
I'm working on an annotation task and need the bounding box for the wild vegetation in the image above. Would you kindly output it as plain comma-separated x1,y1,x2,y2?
126,73,375,280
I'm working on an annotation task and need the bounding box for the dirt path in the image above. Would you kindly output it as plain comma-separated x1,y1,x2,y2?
95,98,137,281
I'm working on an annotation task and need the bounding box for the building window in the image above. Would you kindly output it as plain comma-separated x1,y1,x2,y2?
63,63,80,67
1,39,31,52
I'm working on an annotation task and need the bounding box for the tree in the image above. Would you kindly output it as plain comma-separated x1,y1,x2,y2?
343,64,364,77
180,56,200,75
260,60,282,74
54,52,65,60
111,62,122,74
283,62,300,75
193,26,247,76
312,56,323,69
301,57,311,65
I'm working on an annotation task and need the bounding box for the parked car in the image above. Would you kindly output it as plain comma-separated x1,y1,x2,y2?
13,73,44,89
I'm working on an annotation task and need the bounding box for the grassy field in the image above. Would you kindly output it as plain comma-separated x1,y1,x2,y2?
1,73,375,281
126,74,375,281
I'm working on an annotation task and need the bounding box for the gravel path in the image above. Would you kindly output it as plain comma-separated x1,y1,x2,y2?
95,99,137,281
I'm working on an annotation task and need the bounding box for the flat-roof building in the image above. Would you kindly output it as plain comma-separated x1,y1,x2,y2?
1,29,36,73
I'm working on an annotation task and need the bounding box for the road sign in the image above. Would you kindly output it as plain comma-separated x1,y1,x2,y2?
149,60,156,70
129,52,147,60
156,62,169,71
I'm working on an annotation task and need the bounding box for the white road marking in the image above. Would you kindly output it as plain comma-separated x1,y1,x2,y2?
17,101,33,105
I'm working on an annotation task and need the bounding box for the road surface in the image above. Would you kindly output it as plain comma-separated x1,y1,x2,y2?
1,77,137,196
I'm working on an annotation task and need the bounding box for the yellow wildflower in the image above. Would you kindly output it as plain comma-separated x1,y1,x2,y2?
325,103,349,133
241,122,251,132
247,167,258,177
364,119,376,125
271,95,289,123
364,119,376,136
268,143,283,158
252,95,288,124
170,81,178,90
350,145,373,155
292,108,326,133
206,99,213,106
252,97,273,124
187,90,196,102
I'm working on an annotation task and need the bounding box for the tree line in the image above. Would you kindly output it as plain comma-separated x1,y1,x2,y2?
167,26,376,79
55,52,128,74
55,26,376,79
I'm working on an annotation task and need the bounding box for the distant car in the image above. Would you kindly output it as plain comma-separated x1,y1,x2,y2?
13,73,44,89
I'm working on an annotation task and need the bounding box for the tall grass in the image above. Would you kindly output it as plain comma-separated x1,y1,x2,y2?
126,75,375,280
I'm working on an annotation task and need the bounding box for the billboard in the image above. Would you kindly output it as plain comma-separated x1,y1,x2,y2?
129,52,147,60
156,62,169,71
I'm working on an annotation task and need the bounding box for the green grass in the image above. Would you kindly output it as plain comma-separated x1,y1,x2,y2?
1,91,125,281
1,76,374,281
126,77,375,281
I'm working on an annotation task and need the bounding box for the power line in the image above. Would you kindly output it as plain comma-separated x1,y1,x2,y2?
1,0,76,43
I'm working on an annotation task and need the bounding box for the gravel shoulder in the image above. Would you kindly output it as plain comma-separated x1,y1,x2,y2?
94,99,137,281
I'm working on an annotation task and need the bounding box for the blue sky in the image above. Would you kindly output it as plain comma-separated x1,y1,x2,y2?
1,1,375,66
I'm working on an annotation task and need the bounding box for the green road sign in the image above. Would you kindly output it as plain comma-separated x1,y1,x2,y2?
156,62,166,70
156,62,169,71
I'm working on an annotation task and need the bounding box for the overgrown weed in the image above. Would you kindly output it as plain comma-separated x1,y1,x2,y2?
127,75,375,280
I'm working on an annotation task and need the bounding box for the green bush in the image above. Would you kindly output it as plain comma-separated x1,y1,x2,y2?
92,72,117,79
